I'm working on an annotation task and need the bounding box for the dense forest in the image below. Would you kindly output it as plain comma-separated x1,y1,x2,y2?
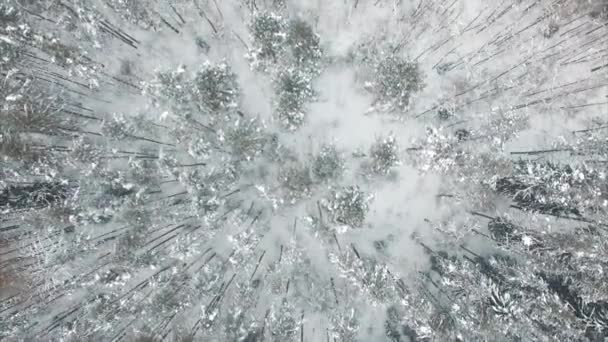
1,0,607,341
